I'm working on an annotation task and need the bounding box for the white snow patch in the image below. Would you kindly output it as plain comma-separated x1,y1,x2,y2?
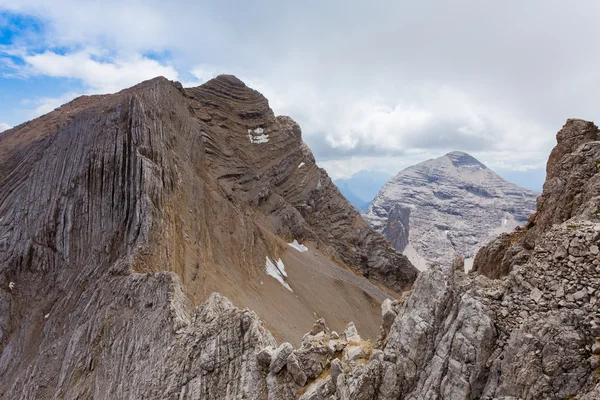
247,128,269,143
298,162,305,169
8,281,14,290
44,314,50,319
248,132,270,144
503,217,508,226
288,240,308,252
265,257,292,291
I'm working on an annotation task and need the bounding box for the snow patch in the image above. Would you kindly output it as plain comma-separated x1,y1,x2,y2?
288,240,308,252
298,162,305,168
247,128,269,144
44,314,49,319
265,257,292,291
8,281,14,290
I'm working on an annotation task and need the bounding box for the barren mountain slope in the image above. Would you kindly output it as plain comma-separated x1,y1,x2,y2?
0,76,417,398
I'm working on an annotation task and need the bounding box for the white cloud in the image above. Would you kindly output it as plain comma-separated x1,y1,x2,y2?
27,92,81,118
0,122,11,132
22,49,179,93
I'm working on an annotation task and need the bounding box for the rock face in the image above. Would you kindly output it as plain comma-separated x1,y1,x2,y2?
0,75,417,398
473,119,600,278
364,151,539,269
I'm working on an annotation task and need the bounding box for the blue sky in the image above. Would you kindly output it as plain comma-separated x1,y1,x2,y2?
2,1,600,192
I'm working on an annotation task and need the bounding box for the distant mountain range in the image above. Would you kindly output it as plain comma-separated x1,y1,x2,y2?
334,170,392,211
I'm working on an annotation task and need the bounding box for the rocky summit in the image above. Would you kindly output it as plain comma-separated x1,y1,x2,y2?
0,74,599,400
364,151,539,270
0,75,417,398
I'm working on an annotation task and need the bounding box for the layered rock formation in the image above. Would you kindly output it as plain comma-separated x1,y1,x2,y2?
364,151,539,269
0,76,417,398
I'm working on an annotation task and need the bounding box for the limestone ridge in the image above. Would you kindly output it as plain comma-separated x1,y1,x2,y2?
364,150,539,268
0,75,417,398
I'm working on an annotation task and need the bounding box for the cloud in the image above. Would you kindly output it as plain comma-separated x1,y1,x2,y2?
2,0,600,190
20,49,179,93
26,91,81,117
0,122,11,132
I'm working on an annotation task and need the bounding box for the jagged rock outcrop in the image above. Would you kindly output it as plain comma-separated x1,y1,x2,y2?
1,281,276,399
364,151,538,269
0,75,417,398
473,119,600,278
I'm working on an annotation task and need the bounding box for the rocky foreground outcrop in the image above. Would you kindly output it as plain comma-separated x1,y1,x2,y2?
262,221,598,399
364,151,538,268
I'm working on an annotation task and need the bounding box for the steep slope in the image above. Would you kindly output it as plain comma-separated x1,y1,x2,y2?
364,151,539,269
245,119,600,399
0,75,417,398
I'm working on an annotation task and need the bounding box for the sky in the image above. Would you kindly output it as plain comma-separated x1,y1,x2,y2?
2,1,600,192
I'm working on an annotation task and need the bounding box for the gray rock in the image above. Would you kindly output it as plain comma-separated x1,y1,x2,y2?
364,151,538,268
344,322,360,342
530,287,543,303
257,346,275,367
286,353,307,386
381,298,397,331
270,343,294,373
330,358,344,385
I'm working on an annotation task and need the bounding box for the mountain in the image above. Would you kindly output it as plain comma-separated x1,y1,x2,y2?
0,75,417,398
334,170,391,210
2,74,599,399
363,151,539,269
333,179,370,210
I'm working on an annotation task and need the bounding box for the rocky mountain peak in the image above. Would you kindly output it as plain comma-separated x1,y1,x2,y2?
364,151,538,268
445,150,487,169
1,71,599,398
0,75,418,398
